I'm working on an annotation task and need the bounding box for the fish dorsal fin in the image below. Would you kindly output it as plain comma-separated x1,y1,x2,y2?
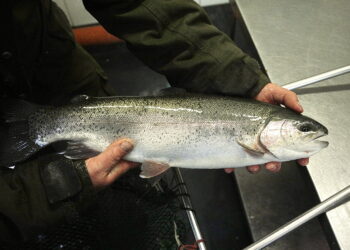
70,95,90,104
64,141,100,159
156,87,189,96
140,161,170,178
237,137,266,154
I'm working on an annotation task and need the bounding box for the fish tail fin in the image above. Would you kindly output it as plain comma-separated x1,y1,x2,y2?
0,99,42,166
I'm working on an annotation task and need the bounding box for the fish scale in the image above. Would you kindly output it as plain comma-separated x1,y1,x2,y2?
0,96,328,176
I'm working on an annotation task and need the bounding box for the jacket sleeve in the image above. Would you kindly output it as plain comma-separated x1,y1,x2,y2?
0,155,95,241
83,0,269,97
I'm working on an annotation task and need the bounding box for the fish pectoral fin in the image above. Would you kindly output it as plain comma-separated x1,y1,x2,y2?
140,161,170,178
237,139,265,154
64,141,100,159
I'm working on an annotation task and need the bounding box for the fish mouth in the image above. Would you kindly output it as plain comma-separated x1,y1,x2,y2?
306,129,328,147
302,135,329,155
314,132,327,140
309,139,329,148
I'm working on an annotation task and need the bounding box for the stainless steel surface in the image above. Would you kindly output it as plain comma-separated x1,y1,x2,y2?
234,164,330,249
235,0,350,248
284,65,350,90
244,185,350,250
173,168,207,250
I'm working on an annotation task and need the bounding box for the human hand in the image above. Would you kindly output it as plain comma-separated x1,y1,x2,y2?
224,83,309,174
85,138,139,189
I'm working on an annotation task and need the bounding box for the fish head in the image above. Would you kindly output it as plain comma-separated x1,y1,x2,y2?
260,111,328,161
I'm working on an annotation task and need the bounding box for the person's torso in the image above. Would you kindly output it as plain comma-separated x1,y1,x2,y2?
0,0,108,105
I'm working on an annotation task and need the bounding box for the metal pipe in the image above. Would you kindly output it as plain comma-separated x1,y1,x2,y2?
283,65,350,90
243,185,350,250
242,65,350,249
173,168,207,250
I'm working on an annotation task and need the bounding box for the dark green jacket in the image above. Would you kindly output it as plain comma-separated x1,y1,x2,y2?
83,0,269,97
0,0,269,242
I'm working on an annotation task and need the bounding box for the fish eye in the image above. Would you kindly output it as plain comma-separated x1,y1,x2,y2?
298,123,314,132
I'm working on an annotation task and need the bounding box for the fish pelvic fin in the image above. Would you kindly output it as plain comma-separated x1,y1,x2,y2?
140,161,170,178
0,99,42,166
64,140,100,159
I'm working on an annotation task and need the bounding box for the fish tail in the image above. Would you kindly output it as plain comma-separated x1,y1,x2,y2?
0,99,42,166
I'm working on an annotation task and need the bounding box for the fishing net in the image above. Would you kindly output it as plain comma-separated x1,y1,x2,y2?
1,169,189,250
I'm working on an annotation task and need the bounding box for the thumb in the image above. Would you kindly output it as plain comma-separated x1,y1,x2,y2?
279,90,304,113
95,139,134,170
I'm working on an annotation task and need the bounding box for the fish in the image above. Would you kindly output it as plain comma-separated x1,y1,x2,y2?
0,95,328,178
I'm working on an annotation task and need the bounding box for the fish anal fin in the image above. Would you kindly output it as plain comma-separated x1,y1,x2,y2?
64,141,99,159
140,161,170,178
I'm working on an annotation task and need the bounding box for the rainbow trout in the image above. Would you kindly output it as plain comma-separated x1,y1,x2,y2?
0,96,328,178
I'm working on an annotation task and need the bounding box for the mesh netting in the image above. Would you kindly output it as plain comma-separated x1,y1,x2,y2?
1,170,188,250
